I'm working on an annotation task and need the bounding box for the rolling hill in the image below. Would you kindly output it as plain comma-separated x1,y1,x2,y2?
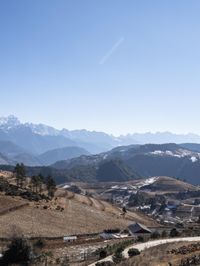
140,176,197,192
0,173,158,237
49,144,200,184
39,146,90,165
96,159,141,182
0,140,26,157
1,116,200,184
0,153,13,165
180,143,200,152
0,141,90,167
2,143,200,185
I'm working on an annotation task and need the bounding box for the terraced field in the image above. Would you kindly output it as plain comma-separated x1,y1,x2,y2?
0,189,158,238
0,195,28,215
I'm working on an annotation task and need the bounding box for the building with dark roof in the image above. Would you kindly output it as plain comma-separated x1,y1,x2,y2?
128,222,152,235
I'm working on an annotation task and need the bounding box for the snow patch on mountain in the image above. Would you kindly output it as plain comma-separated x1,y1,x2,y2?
191,156,198,163
149,149,200,162
25,123,59,136
0,115,20,129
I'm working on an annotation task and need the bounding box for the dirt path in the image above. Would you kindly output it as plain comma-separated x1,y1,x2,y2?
0,202,29,216
89,237,200,266
123,237,200,258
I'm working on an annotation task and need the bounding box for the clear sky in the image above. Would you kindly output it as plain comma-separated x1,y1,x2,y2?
1,0,200,136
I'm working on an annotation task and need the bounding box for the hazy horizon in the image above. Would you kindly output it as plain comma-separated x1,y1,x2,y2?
1,114,200,138
1,1,200,135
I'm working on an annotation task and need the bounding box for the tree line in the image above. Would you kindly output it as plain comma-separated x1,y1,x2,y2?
13,163,56,197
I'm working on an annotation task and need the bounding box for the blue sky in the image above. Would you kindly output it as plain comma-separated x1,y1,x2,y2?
1,1,200,135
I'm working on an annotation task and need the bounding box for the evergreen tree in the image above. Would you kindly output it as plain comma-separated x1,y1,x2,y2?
14,163,26,188
112,247,123,264
31,174,44,193
46,176,56,197
38,174,44,193
0,237,31,266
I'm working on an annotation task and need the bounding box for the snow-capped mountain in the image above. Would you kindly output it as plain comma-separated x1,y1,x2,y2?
0,115,21,131
0,115,115,154
2,115,200,145
1,117,200,185
1,115,200,156
0,115,59,136
25,123,59,136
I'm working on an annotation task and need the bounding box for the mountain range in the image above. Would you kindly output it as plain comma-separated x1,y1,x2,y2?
1,142,200,185
48,143,200,185
1,115,200,172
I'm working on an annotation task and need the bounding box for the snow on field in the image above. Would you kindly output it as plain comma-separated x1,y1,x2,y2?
111,185,119,189
136,176,159,189
110,177,159,192
62,184,71,189
143,177,158,186
111,185,128,190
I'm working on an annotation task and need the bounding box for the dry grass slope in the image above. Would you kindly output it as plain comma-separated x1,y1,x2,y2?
147,176,197,192
0,189,158,237
120,241,200,266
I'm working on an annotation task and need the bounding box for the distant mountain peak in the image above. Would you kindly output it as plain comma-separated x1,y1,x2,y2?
24,123,59,136
0,115,21,128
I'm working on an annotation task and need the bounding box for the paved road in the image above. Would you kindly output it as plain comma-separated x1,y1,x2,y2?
89,236,200,265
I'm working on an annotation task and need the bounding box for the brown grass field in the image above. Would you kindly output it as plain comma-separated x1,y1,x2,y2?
120,241,200,266
0,188,158,238
147,176,197,193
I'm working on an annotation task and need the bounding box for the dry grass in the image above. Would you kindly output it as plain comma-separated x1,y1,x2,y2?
0,195,25,211
152,176,197,192
0,188,158,237
66,191,158,226
0,195,130,237
120,241,200,266
0,170,13,183
0,170,158,238
0,195,29,215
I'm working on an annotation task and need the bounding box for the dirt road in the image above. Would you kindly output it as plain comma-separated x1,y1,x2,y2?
89,236,200,265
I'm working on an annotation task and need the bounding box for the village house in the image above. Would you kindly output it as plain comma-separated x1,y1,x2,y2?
63,235,77,243
128,222,152,235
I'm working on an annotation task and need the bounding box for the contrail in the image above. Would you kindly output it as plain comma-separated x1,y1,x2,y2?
99,37,124,65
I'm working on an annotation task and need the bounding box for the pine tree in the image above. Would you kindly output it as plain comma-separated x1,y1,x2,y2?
38,174,44,193
31,174,44,193
1,237,31,265
46,176,56,198
14,163,26,188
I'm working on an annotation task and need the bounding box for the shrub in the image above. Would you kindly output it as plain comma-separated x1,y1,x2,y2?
137,235,144,242
128,248,140,257
104,229,120,234
151,231,160,239
112,247,123,264
34,238,45,248
161,230,168,238
96,262,114,266
170,228,180,238
99,248,107,259
0,237,31,265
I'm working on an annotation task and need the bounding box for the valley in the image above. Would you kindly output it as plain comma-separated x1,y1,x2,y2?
1,0,200,264
1,117,200,265
1,168,200,265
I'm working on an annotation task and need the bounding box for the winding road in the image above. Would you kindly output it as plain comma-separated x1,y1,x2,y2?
88,236,200,266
